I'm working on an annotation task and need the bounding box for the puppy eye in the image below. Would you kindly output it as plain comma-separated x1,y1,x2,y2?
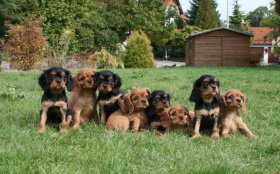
240,96,244,100
133,96,138,100
171,112,176,117
155,98,159,102
80,77,85,81
49,74,55,80
229,95,234,99
62,75,67,81
202,82,208,86
184,112,187,115
109,79,114,85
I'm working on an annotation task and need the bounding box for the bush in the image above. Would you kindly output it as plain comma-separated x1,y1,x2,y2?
3,15,48,70
93,48,117,69
121,31,154,68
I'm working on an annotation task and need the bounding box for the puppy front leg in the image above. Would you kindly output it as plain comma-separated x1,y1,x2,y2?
130,117,141,132
59,108,69,132
72,110,81,130
211,115,220,139
39,110,47,133
237,117,257,138
192,116,202,138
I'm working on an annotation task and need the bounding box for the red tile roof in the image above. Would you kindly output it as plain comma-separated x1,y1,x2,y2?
250,27,273,45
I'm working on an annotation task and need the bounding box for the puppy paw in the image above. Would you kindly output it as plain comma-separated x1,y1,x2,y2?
211,134,220,139
191,133,202,139
38,128,45,134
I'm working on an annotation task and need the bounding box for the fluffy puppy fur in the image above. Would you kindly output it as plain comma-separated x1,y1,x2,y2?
189,74,221,139
95,70,123,124
68,68,99,130
160,104,194,135
220,89,256,138
38,67,73,133
106,87,151,132
146,90,171,131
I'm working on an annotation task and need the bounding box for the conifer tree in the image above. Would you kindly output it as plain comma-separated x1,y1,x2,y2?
194,0,219,29
121,31,154,68
229,0,244,30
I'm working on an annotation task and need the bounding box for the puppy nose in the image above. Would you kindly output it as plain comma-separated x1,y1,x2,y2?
141,100,146,104
179,116,183,120
211,86,216,90
87,80,92,84
236,99,241,103
103,84,108,88
56,79,61,83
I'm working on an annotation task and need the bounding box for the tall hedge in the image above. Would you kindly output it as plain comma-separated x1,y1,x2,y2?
121,31,154,68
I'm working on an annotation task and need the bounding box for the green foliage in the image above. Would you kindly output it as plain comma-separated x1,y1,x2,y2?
121,31,154,68
128,0,176,46
93,48,117,69
194,0,219,29
275,0,280,15
186,0,200,26
0,84,25,100
261,2,280,40
229,0,245,30
271,37,280,57
3,15,48,70
244,6,269,27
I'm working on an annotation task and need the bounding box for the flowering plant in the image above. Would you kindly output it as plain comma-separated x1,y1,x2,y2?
271,37,280,57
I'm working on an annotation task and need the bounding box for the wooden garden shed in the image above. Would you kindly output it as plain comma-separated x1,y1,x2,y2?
185,28,253,66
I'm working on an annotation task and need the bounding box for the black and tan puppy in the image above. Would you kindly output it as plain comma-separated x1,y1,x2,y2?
146,90,171,131
38,67,73,133
95,70,124,124
160,104,194,135
220,89,256,138
189,74,221,139
68,68,99,130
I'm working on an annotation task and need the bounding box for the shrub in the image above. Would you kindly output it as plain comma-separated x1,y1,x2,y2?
93,48,117,69
121,31,154,68
3,15,48,70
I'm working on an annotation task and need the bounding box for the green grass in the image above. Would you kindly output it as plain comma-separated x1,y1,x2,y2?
0,66,279,174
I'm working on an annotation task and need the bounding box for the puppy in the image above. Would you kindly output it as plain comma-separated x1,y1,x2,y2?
68,68,99,130
38,67,73,133
106,87,151,132
160,104,194,135
189,74,221,139
146,90,171,131
95,70,123,124
220,89,256,138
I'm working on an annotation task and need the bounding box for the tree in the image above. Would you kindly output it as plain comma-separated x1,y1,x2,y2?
275,0,280,15
261,1,280,40
229,0,244,30
121,31,154,68
194,0,219,29
186,0,200,26
244,6,269,27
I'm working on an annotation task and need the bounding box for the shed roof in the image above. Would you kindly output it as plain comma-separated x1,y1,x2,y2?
185,27,253,39
250,27,273,45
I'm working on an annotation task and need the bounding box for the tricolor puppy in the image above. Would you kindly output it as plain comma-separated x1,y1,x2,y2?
220,89,256,138
106,87,151,132
189,74,221,139
146,90,171,131
95,70,123,124
160,104,194,135
68,68,99,130
38,67,73,133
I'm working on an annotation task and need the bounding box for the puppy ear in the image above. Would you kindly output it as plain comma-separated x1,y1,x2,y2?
160,108,171,128
189,86,200,103
72,74,80,93
145,88,151,95
64,70,73,92
124,93,134,114
38,71,49,91
241,95,247,115
113,73,122,88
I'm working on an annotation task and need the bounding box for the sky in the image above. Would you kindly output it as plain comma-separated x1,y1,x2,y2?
180,0,272,21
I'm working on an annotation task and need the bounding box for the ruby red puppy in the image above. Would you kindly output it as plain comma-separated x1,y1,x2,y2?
38,67,73,133
189,74,221,139
106,87,151,132
220,89,256,138
68,68,99,130
95,70,123,124
160,104,194,135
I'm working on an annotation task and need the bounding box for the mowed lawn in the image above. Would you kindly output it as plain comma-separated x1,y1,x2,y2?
0,65,279,174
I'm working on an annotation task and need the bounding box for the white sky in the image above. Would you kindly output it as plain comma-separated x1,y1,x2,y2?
181,0,272,21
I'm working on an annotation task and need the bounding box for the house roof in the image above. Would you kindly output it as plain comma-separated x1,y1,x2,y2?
185,27,253,39
250,27,273,45
165,0,188,21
